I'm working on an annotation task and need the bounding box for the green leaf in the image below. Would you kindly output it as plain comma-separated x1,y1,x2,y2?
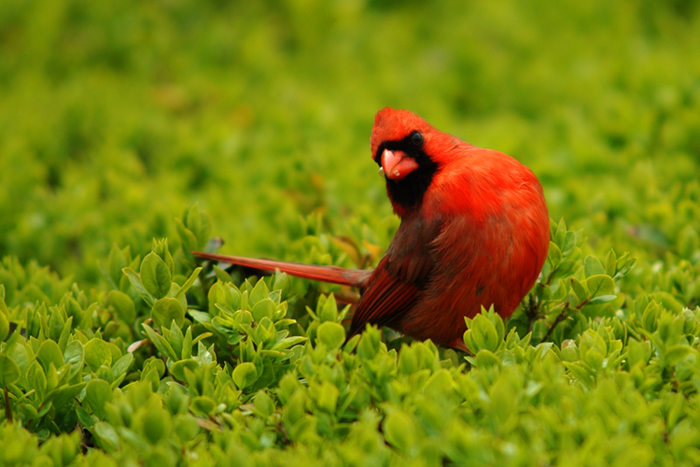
398,345,418,375
604,249,617,277
175,220,198,252
315,380,339,413
651,292,684,314
63,296,83,328
142,323,178,361
108,290,136,323
48,306,65,342
251,299,275,322
283,391,306,428
249,279,269,304
213,265,234,283
271,336,307,351
106,244,128,289
232,362,258,389
64,340,85,379
174,267,202,300
0,286,6,317
174,414,200,442
583,347,604,370
191,395,218,416
189,310,212,325
37,339,65,371
85,379,112,418
677,225,700,259
27,362,47,398
122,267,155,307
316,321,346,349
471,314,500,352
490,375,516,425
626,339,652,367
564,362,594,389
142,405,171,445
584,256,606,277
4,340,29,376
273,272,290,293
587,294,617,306
613,256,637,281
553,218,566,246
561,231,578,258
383,410,417,453
318,293,338,322
151,297,185,330
85,338,113,372
111,353,134,384
585,274,615,297
357,325,381,360
570,277,587,301
141,252,172,300
475,349,502,368
182,326,193,359
254,391,274,418
551,260,577,280
45,382,86,408
547,242,562,267
183,204,212,250
169,359,199,382
152,238,174,275
642,301,661,332
0,309,8,343
665,345,693,366
94,421,120,451
0,354,20,386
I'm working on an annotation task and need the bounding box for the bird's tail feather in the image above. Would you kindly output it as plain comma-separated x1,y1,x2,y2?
192,251,370,288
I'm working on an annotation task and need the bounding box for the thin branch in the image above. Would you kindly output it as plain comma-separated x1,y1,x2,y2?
541,297,591,343
541,308,569,342
4,385,12,423
526,293,542,333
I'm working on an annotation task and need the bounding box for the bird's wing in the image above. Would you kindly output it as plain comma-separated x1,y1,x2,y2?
347,262,422,335
348,217,441,336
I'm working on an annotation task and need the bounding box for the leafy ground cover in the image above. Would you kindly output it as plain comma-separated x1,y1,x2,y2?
1,0,700,465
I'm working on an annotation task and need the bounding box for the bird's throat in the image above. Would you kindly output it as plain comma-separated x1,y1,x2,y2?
386,160,438,213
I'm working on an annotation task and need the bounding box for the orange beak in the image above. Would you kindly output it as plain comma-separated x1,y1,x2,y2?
381,149,419,181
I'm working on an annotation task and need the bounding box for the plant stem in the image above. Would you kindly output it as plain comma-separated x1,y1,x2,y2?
4,385,12,423
541,297,591,343
526,293,541,333
541,308,569,342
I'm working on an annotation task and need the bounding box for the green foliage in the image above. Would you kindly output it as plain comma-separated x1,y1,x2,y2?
1,207,700,465
1,0,700,465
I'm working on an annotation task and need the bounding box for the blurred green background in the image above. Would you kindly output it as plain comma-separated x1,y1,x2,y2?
1,0,699,285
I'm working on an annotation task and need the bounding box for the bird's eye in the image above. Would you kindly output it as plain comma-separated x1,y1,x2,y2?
409,131,423,146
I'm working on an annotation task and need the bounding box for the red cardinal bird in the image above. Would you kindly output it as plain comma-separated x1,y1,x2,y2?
194,108,549,349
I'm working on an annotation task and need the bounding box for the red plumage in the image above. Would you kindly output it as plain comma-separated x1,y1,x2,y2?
194,108,550,349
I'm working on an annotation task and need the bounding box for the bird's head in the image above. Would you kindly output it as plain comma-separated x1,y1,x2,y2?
371,107,462,215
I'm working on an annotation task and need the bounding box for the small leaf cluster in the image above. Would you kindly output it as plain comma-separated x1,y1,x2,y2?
509,219,637,344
